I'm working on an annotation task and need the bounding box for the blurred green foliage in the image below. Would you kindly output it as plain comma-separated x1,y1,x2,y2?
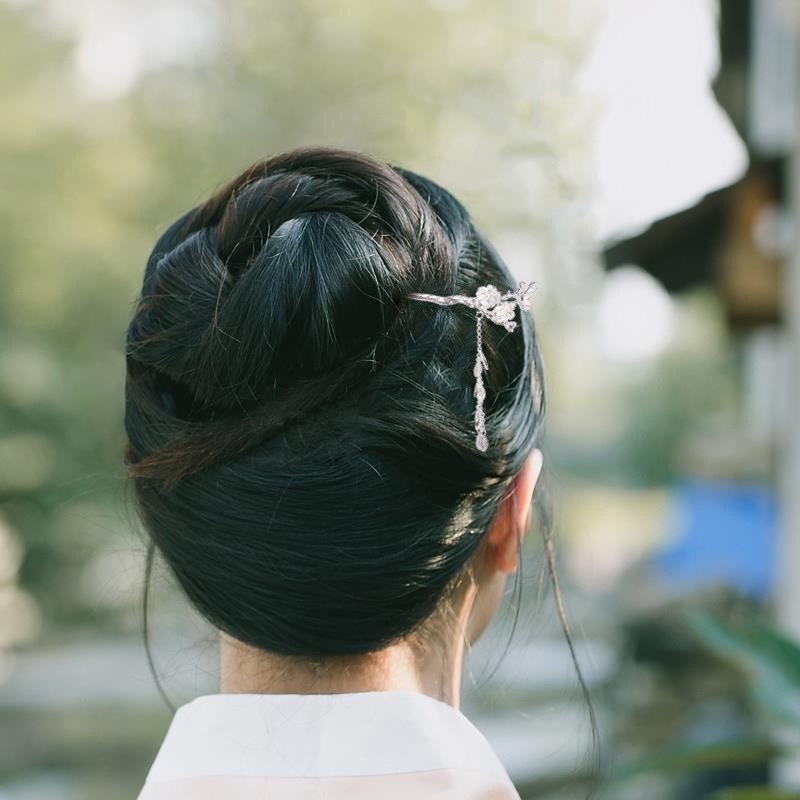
685,611,800,729
608,611,800,798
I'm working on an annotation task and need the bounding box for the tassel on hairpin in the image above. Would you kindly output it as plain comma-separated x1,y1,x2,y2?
408,280,536,452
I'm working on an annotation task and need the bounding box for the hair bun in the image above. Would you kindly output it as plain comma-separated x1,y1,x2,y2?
125,147,545,664
127,146,454,415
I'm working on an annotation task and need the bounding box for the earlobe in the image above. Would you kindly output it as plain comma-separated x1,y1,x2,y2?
486,447,544,575
516,447,543,533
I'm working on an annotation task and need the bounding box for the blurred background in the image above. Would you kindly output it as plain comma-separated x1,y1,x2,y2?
1,0,799,798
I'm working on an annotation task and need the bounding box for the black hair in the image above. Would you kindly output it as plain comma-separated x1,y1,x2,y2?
124,145,600,786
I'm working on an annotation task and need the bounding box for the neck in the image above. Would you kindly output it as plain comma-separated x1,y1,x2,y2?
220,633,466,710
219,608,473,711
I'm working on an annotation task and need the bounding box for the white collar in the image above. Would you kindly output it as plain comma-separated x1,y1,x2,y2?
145,689,513,783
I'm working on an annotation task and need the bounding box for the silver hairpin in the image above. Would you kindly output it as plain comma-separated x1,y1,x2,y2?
408,280,536,452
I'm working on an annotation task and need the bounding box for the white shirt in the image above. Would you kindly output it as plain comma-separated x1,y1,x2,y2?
136,689,522,799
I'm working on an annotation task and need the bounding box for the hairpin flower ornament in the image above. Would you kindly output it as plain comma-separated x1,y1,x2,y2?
408,280,537,451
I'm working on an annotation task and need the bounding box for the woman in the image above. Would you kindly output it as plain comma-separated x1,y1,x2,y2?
124,145,553,799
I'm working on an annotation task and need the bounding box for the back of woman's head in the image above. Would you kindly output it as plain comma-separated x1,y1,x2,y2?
123,145,544,659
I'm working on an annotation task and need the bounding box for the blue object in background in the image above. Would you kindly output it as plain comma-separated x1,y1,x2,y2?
652,479,778,600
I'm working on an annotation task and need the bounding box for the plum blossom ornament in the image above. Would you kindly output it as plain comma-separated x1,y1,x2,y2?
408,280,537,452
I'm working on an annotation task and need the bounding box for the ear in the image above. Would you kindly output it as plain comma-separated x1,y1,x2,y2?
485,448,543,574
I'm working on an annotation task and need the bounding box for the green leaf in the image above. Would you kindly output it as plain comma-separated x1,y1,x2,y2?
684,610,800,727
609,738,780,784
710,788,800,800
